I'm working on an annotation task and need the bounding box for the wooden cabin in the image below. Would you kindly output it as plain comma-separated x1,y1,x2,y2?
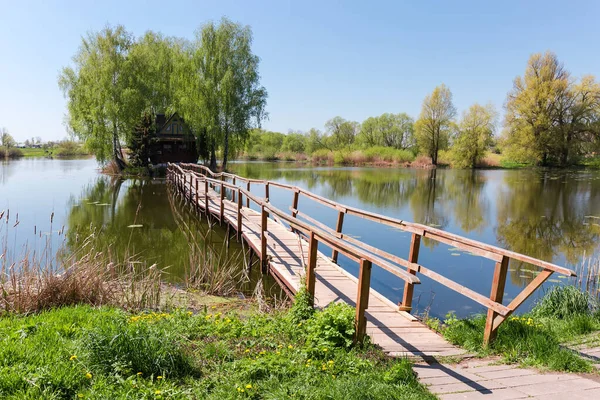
149,113,198,164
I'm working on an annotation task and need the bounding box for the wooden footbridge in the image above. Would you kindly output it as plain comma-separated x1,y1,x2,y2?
167,163,576,358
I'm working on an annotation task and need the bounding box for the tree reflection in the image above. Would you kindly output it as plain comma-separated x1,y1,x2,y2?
495,170,600,285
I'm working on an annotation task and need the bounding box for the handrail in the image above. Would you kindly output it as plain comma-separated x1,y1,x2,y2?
170,162,577,345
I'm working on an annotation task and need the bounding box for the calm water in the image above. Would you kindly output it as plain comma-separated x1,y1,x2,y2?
2,158,599,317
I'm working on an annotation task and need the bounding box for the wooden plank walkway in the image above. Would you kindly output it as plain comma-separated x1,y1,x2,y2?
175,170,465,358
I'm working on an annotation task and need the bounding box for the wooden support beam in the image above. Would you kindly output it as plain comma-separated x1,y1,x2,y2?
291,190,299,217
188,173,192,202
246,182,251,208
204,179,209,215
331,210,345,263
261,204,267,273
220,182,225,224
237,188,242,240
306,232,318,303
400,233,421,312
195,177,199,208
484,256,509,346
232,177,236,203
354,258,372,344
265,182,270,202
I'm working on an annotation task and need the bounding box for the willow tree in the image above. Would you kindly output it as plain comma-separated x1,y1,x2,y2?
175,18,267,170
359,113,415,149
59,26,140,169
415,84,456,165
503,51,600,166
453,103,497,168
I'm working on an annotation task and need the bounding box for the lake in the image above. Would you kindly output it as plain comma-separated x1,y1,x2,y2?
2,157,599,318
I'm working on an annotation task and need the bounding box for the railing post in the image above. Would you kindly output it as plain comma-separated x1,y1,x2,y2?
265,182,270,202
232,177,236,203
400,233,421,312
204,179,209,214
484,256,509,346
237,188,242,240
261,204,268,273
306,232,318,304
188,173,193,202
220,181,225,224
246,182,251,208
355,258,372,344
331,209,345,263
195,176,199,206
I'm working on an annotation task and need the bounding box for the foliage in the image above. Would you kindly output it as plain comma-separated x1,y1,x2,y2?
325,116,359,150
0,146,23,159
1,128,15,148
359,113,415,150
175,17,267,170
503,51,600,166
306,302,356,350
287,286,315,324
452,103,497,168
415,84,457,165
59,25,139,169
531,286,597,319
0,305,434,399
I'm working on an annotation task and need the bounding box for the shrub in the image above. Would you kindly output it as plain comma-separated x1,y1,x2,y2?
311,149,333,164
288,286,314,324
531,286,595,319
306,302,355,349
0,146,23,159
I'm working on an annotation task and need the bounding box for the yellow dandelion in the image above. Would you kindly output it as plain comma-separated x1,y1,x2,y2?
307,359,311,363
155,390,161,395
70,355,77,361
237,387,243,392
322,348,328,352
85,372,92,379
321,365,327,371
187,311,193,316
328,360,334,365
332,374,336,379
77,394,84,399
157,376,163,380
137,372,143,376
246,384,252,389
288,344,293,349
276,351,281,355
245,349,250,353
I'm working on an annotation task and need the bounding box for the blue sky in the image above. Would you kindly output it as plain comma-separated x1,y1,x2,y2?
1,0,600,142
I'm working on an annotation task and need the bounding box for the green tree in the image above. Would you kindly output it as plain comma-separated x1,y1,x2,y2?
358,113,415,149
59,25,140,169
1,128,14,148
175,18,267,171
452,103,497,168
305,128,327,153
503,51,600,166
415,84,456,165
282,132,307,153
325,117,359,149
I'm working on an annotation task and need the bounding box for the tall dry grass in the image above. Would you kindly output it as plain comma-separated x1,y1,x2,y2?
0,210,163,314
574,253,600,299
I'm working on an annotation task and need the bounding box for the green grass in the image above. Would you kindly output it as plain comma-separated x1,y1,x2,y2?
433,286,600,373
19,147,49,157
0,297,434,399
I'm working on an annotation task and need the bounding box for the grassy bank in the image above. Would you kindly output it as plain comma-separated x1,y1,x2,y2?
0,293,434,399
427,286,600,373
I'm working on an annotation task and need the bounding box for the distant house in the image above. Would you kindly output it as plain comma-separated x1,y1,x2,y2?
149,112,198,164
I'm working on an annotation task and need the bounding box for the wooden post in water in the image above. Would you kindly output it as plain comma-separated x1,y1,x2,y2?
484,255,509,345
400,233,421,312
246,182,251,208
237,188,242,240
331,209,345,263
220,181,225,224
306,232,318,303
355,258,372,343
260,204,268,273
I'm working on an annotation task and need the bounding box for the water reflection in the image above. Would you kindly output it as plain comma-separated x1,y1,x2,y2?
229,163,600,316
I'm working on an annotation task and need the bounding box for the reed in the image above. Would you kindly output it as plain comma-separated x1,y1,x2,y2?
573,253,600,299
0,210,163,314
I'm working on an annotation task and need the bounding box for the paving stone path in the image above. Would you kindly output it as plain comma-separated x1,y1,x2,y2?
415,357,600,399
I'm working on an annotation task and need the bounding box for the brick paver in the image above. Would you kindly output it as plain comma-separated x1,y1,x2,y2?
414,358,600,399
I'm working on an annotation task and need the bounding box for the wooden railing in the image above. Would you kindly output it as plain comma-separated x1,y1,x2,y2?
169,163,576,345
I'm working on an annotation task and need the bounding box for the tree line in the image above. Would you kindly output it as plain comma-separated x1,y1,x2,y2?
246,51,600,168
59,18,267,171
